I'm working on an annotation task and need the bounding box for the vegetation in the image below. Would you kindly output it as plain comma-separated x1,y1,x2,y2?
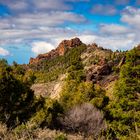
58,48,108,138
0,59,44,128
60,103,106,138
0,44,139,139
106,47,140,139
31,44,87,83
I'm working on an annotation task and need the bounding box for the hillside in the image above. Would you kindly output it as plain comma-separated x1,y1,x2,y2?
29,37,83,64
0,38,140,140
30,38,124,99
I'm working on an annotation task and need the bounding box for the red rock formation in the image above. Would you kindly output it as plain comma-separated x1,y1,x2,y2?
29,37,82,64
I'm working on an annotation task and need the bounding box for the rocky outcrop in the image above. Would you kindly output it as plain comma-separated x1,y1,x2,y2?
56,37,82,55
31,74,66,98
29,37,82,64
86,64,112,83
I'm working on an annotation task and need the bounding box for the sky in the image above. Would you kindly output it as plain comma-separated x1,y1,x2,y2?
0,0,140,64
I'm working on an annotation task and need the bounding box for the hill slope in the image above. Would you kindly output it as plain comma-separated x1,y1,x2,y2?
0,38,139,140
28,38,140,139
30,38,124,99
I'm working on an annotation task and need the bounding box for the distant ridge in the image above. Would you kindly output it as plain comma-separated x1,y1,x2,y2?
29,37,83,64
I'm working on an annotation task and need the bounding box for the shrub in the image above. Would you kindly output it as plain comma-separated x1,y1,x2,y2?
55,134,67,140
60,103,106,138
28,99,64,130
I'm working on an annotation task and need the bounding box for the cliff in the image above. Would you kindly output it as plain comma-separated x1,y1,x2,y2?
29,37,82,64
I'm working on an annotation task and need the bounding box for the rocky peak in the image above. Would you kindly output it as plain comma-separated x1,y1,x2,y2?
56,37,82,55
29,37,83,64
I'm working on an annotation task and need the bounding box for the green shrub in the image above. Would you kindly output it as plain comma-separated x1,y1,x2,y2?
28,99,64,129
55,134,67,140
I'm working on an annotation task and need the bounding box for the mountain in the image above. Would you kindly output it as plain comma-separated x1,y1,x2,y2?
29,38,140,139
30,38,122,98
0,38,140,140
29,37,82,64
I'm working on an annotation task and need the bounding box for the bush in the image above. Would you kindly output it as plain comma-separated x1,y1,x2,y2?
60,103,106,138
55,134,67,140
29,99,64,130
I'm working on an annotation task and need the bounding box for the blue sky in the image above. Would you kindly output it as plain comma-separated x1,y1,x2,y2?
0,0,140,64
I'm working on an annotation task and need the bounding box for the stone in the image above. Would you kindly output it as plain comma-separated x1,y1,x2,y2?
29,37,82,64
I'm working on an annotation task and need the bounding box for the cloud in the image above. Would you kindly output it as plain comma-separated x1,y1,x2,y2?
0,27,77,46
32,0,71,11
0,10,85,45
7,1,28,11
78,33,135,51
136,0,140,5
91,4,117,15
0,11,86,30
95,35,135,50
1,0,89,12
66,0,89,1
99,24,130,35
0,47,10,56
0,20,12,29
121,6,140,29
0,0,29,11
78,35,97,44
32,34,130,55
91,6,140,50
17,11,86,26
115,0,130,5
31,41,55,54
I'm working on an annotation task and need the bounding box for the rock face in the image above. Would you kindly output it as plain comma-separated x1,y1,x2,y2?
86,64,112,83
31,74,66,98
29,37,82,64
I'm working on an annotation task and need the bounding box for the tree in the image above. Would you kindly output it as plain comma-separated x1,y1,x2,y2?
106,47,140,139
0,59,8,68
0,67,39,127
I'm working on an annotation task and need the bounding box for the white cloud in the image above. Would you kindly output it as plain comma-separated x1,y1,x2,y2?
91,4,117,15
89,7,140,50
31,41,55,54
66,0,89,1
8,1,28,11
78,35,97,44
0,47,10,56
115,0,130,5
15,11,86,27
95,35,134,50
100,24,130,35
121,6,140,28
1,3,140,59
0,11,86,44
32,0,71,10
1,0,89,12
0,27,77,46
78,33,135,51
